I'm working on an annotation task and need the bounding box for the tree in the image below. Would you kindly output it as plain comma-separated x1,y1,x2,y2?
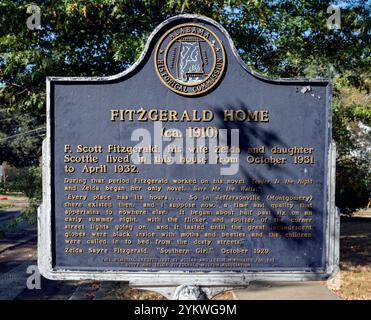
0,0,370,211
0,109,45,166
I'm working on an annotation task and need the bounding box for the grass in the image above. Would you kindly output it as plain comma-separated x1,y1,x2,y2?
0,194,31,236
0,193,28,201
330,209,371,300
333,265,371,300
0,201,13,209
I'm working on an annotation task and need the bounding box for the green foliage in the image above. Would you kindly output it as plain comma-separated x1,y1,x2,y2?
0,1,370,213
336,155,370,215
11,166,42,200
1,165,42,200
0,107,44,167
0,167,41,234
20,197,39,225
331,75,370,213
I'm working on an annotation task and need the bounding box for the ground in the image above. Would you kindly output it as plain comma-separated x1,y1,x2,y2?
329,209,371,300
0,194,369,300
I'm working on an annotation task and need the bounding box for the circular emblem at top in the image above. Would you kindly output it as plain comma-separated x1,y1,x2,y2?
155,23,226,96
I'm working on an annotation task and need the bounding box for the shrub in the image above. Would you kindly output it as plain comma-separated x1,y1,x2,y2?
336,156,371,215
13,166,42,201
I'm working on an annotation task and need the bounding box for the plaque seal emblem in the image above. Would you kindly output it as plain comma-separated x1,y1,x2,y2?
155,23,226,96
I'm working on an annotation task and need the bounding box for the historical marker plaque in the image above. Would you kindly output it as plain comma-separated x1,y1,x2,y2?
39,15,339,286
